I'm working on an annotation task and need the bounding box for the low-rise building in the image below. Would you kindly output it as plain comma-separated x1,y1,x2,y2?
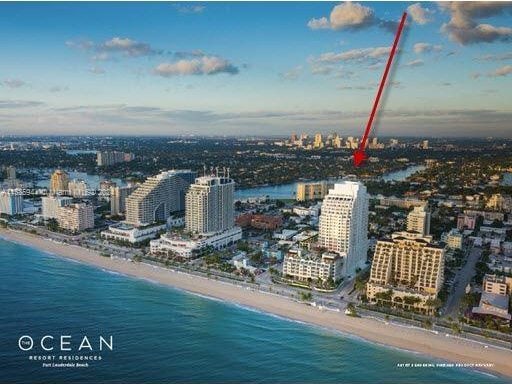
101,222,167,244
472,275,511,322
150,227,242,259
445,229,463,250
282,248,342,283
273,229,299,240
235,213,282,230
292,230,319,249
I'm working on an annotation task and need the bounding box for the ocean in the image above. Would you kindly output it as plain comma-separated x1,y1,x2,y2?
0,238,508,383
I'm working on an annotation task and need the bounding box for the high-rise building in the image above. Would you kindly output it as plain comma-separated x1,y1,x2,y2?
68,179,88,198
98,180,117,201
50,169,69,195
296,181,334,202
110,184,138,216
421,140,429,149
185,175,235,235
406,205,431,236
125,170,196,226
0,190,23,216
57,203,94,232
96,151,134,167
41,195,73,219
318,181,368,277
6,166,16,180
332,134,342,149
290,132,298,143
313,133,324,149
367,231,445,315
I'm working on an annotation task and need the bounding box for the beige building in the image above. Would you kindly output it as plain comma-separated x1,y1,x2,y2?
125,170,196,226
483,274,512,295
68,179,88,198
313,133,323,149
486,193,512,213
472,274,512,322
367,231,445,314
296,181,333,202
50,169,69,195
57,203,94,232
282,248,342,283
406,205,431,236
185,175,235,235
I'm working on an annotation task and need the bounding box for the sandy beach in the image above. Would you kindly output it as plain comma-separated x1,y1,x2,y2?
2,228,512,379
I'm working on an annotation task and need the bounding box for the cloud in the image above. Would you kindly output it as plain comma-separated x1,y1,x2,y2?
413,42,443,54
2,79,27,88
0,100,44,109
471,65,512,78
49,86,69,93
307,17,331,30
328,2,375,30
67,36,162,60
407,3,435,25
489,65,512,77
280,66,302,80
475,52,512,61
307,2,398,33
172,4,205,14
89,66,106,74
154,56,239,76
312,46,391,64
439,2,512,45
404,59,424,67
307,17,330,30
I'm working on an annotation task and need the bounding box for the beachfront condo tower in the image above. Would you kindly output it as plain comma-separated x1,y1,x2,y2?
110,184,139,216
125,170,196,227
49,169,69,195
367,231,445,315
406,205,431,236
57,203,94,232
318,181,368,277
0,191,23,216
185,174,235,235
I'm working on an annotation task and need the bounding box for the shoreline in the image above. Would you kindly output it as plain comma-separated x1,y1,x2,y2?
1,228,512,379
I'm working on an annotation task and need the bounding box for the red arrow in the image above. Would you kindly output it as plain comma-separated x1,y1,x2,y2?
353,11,408,167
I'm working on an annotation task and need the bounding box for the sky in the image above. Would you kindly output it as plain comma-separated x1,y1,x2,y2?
1,1,512,137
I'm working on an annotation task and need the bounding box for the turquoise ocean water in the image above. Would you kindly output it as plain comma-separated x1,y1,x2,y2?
0,238,508,383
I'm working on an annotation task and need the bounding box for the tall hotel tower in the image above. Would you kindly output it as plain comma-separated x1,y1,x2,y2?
125,170,196,226
318,181,368,277
185,175,235,235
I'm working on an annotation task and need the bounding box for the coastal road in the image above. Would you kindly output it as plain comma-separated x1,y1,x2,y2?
443,246,481,318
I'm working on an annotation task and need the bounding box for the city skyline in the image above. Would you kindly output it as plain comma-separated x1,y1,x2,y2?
1,2,512,137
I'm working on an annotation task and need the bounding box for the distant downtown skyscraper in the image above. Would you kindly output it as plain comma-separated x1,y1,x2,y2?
185,175,235,235
125,170,196,226
318,181,368,277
